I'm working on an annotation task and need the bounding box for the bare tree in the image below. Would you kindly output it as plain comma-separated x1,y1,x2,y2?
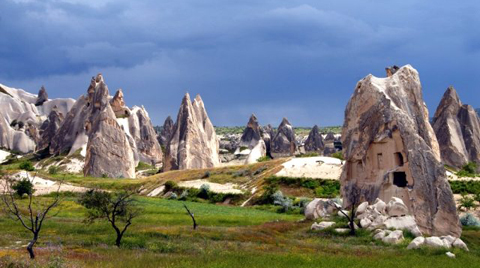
79,189,141,247
0,174,62,259
328,186,360,235
183,204,197,230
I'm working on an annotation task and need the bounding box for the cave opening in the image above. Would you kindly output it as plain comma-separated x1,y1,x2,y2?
393,172,407,187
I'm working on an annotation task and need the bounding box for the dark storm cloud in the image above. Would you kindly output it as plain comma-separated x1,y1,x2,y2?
0,0,479,126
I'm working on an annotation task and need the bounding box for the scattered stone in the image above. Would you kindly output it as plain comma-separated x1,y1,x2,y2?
382,230,404,244
360,218,372,229
311,221,335,231
334,228,350,234
452,238,469,251
446,252,455,259
386,197,409,217
425,237,446,249
357,201,369,215
407,237,425,249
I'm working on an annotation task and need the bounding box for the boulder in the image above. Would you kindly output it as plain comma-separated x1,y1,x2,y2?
271,118,296,158
305,199,328,220
384,215,421,237
35,86,48,106
382,230,404,244
334,228,350,234
407,237,425,249
452,238,469,251
164,93,220,170
360,218,372,229
374,198,387,214
425,237,446,249
159,116,174,147
386,197,408,217
304,125,324,154
441,235,456,249
311,221,335,230
340,65,461,237
83,75,136,178
373,230,390,240
446,252,455,259
432,86,480,171
356,201,369,215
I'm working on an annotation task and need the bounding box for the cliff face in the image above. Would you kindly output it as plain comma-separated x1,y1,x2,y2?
164,93,220,171
340,65,461,237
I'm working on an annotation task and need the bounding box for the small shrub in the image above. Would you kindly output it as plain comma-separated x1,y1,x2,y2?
458,194,477,211
9,119,18,127
164,181,178,193
331,151,344,161
257,156,272,162
198,184,210,199
101,173,108,178
202,171,211,179
169,193,178,200
253,167,267,176
19,161,34,171
460,213,480,227
48,165,59,175
239,146,248,152
457,162,478,177
272,190,293,212
179,190,189,201
12,178,35,197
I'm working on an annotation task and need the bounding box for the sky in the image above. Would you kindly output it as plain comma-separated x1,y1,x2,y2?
1,0,479,127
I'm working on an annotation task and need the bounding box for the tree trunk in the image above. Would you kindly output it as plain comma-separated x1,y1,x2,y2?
27,234,38,259
115,232,123,247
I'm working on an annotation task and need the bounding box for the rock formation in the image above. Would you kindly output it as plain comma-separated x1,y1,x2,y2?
261,124,275,157
35,86,48,106
432,87,480,171
110,89,131,118
235,114,267,164
0,83,74,153
83,74,136,178
159,116,174,147
340,65,461,237
164,93,220,170
304,125,324,154
271,118,296,158
38,107,64,151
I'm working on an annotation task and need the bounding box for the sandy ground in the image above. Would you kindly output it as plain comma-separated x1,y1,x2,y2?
446,170,480,181
0,171,87,196
178,179,243,194
275,156,343,180
0,149,10,164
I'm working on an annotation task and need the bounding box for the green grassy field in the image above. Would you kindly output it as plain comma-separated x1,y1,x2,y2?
1,194,479,268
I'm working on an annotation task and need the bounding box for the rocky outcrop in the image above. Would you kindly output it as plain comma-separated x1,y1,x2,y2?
159,116,174,147
323,132,336,155
127,106,163,166
35,86,48,106
0,83,74,153
110,89,131,118
261,124,275,157
164,93,220,171
271,118,296,158
240,114,262,148
83,75,136,178
38,107,64,151
340,65,461,237
235,114,267,164
432,87,480,171
304,125,324,154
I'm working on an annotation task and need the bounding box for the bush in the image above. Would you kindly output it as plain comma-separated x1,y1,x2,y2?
449,180,480,194
458,194,477,211
272,191,293,212
48,165,59,175
202,171,211,179
12,178,35,197
164,181,178,193
19,161,34,171
179,190,189,201
169,193,178,200
331,151,344,161
198,184,210,199
257,156,272,162
457,162,478,177
460,213,480,227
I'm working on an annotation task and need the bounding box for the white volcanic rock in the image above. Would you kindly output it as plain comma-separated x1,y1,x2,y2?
425,237,446,248
311,221,335,230
382,230,404,244
432,87,480,171
165,93,220,171
340,65,461,237
407,237,425,249
304,198,330,220
275,156,343,180
159,116,174,147
245,139,266,164
0,84,74,153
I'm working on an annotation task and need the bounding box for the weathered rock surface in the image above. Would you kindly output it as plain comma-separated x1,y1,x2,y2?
340,65,461,237
159,116,174,147
38,107,65,151
311,221,335,230
271,118,296,158
261,124,275,157
235,114,267,164
304,125,324,154
35,86,48,106
83,75,136,178
164,93,220,171
110,89,131,118
323,132,337,155
0,83,74,153
240,114,262,148
432,86,480,171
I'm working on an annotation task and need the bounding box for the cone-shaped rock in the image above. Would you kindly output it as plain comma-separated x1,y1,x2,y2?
340,65,460,237
432,87,480,171
110,89,131,118
261,124,275,157
35,86,48,106
83,75,136,178
271,118,296,158
38,106,64,151
304,125,324,153
240,114,262,148
159,116,174,147
323,132,336,155
165,93,220,170
128,106,163,166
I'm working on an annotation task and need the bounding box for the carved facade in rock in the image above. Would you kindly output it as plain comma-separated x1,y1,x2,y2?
340,65,461,237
